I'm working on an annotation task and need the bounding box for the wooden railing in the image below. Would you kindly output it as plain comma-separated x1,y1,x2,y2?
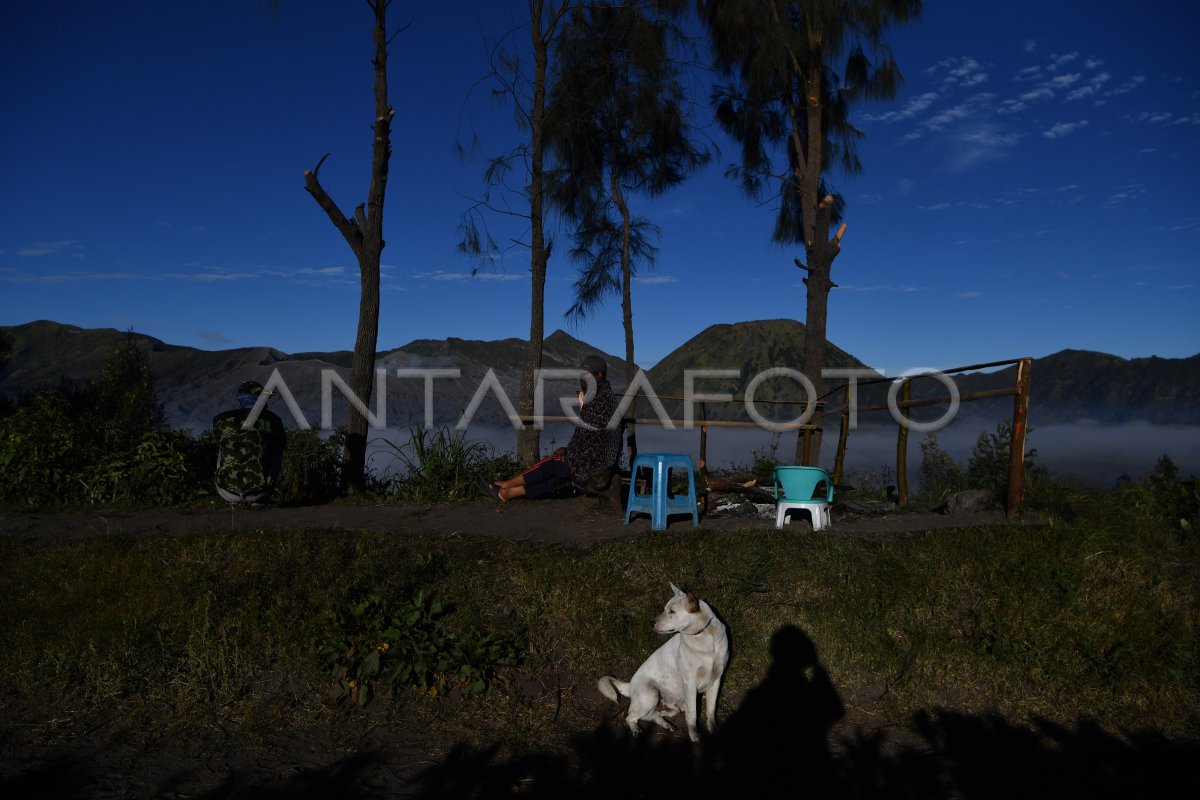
822,357,1033,518
515,356,1033,518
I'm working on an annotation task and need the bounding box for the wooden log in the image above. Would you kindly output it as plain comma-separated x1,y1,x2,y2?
896,378,910,507
834,386,850,485
1007,358,1032,519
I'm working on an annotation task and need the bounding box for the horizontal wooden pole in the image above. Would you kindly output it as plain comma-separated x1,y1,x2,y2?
849,387,1020,414
513,416,817,431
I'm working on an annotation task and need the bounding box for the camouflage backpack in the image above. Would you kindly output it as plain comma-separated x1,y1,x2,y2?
213,408,284,495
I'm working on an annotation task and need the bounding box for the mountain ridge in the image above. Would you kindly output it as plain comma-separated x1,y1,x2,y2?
2,319,1198,430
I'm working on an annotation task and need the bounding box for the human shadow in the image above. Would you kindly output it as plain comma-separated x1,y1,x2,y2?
713,624,845,798
407,622,1200,799
7,622,1198,798
408,623,845,799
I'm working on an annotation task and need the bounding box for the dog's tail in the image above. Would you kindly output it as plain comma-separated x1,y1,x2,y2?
596,675,629,703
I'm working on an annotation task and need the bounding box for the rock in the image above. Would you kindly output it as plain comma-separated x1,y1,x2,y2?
946,489,996,514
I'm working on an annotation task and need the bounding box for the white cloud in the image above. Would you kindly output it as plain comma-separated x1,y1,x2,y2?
633,275,679,285
924,98,989,130
840,284,921,293
1109,75,1147,96
1048,52,1080,71
162,271,258,282
1103,184,1149,208
1047,73,1082,90
955,291,984,298
948,125,1023,171
0,269,140,284
415,270,524,282
17,240,82,258
1020,87,1055,103
1043,120,1089,139
862,91,940,123
997,98,1028,115
1015,65,1043,82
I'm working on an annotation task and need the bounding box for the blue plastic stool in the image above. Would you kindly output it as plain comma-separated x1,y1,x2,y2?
625,453,699,531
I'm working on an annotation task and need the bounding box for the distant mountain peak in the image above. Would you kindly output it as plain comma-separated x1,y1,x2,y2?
3,319,1198,428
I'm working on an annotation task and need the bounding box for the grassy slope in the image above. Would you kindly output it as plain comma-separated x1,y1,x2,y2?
1,487,1196,760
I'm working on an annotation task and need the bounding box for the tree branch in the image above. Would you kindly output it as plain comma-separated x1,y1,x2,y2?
304,158,363,258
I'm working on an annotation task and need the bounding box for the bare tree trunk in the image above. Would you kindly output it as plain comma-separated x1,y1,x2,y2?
517,0,552,466
612,173,637,458
792,57,838,466
610,174,635,384
304,0,394,490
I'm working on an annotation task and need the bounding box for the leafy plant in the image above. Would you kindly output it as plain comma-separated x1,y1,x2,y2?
751,431,783,481
918,432,964,506
81,429,210,506
1122,455,1199,529
382,426,510,502
967,421,1046,497
0,336,181,510
0,390,96,508
94,331,166,452
276,427,346,505
317,591,521,706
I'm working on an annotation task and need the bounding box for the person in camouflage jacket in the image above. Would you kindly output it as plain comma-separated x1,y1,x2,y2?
477,355,622,502
213,380,287,506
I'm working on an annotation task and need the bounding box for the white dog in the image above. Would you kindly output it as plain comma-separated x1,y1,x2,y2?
598,583,729,742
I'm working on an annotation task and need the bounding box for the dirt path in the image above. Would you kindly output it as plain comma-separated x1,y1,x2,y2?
0,496,1031,546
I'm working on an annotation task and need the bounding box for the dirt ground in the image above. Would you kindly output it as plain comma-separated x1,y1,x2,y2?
0,492,1029,546
3,498,1196,798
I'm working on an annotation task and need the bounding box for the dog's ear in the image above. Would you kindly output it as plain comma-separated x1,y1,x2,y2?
670,582,684,597
685,593,700,613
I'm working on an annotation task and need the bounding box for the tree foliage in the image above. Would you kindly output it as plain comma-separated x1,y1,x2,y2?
700,0,921,463
95,331,166,452
546,1,709,379
457,0,578,465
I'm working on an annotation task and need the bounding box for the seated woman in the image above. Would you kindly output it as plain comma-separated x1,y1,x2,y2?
477,355,622,503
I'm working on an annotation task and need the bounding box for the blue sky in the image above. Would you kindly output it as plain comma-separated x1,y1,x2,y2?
2,0,1197,374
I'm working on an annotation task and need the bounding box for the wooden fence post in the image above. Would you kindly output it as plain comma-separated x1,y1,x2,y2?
834,386,850,485
1007,358,1032,519
896,378,910,507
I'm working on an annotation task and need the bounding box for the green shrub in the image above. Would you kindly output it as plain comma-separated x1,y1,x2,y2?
383,426,511,503
1117,455,1200,529
317,591,521,706
750,432,784,481
80,429,211,507
94,331,166,452
917,432,964,505
967,420,1046,496
0,390,97,508
276,427,346,505
0,335,178,510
